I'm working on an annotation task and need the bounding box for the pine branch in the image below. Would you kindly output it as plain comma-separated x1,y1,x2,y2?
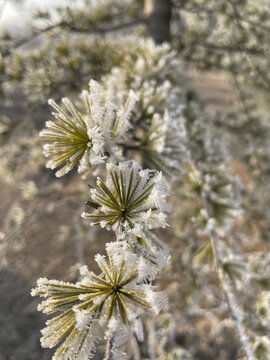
1,18,145,58
62,18,145,35
196,42,264,56
172,1,270,32
104,336,114,360
203,193,255,360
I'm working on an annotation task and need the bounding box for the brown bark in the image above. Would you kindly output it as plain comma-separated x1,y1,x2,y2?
144,0,172,44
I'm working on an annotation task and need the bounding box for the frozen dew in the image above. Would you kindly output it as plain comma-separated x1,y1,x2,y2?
82,160,171,236
40,80,138,177
31,242,166,359
40,97,105,177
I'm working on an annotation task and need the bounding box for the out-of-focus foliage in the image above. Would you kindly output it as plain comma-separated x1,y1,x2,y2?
1,0,270,359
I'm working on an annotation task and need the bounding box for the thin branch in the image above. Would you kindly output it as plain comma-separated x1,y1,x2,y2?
117,143,141,151
63,18,145,35
2,23,61,52
72,208,86,266
196,42,264,56
1,201,38,244
245,54,270,91
104,336,114,360
203,193,255,360
1,18,145,57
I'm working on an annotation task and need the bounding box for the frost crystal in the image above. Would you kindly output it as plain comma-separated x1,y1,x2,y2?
82,80,138,142
40,80,137,177
139,111,187,176
31,242,165,359
122,229,170,275
40,96,106,177
82,160,171,235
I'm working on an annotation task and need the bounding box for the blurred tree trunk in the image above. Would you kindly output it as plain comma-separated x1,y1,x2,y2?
144,0,171,44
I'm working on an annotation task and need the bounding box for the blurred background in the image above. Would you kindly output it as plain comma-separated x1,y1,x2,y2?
1,1,270,359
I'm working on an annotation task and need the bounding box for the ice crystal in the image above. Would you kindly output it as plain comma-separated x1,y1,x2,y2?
81,79,138,143
40,96,105,177
31,242,165,359
82,160,171,235
122,229,170,275
140,111,187,175
187,166,243,235
40,80,137,177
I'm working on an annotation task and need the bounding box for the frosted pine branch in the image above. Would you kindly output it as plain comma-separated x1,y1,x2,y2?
31,241,167,359
203,195,255,360
40,80,138,177
82,160,171,237
104,336,114,360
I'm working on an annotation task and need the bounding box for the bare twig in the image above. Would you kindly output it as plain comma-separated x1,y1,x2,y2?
196,42,264,56
1,18,145,57
63,18,145,35
1,201,38,244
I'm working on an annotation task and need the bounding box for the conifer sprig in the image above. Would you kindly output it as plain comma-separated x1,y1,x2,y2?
31,242,166,360
82,160,171,235
40,95,106,177
40,80,138,177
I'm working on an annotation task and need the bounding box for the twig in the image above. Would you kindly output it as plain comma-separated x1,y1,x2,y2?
63,18,145,35
104,336,114,360
196,42,264,56
1,201,38,244
73,213,86,266
3,23,61,52
1,18,145,57
203,193,255,360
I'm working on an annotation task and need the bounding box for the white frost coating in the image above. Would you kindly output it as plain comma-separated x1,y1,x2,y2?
40,80,138,177
146,289,167,314
133,318,144,342
31,240,167,359
82,160,170,236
